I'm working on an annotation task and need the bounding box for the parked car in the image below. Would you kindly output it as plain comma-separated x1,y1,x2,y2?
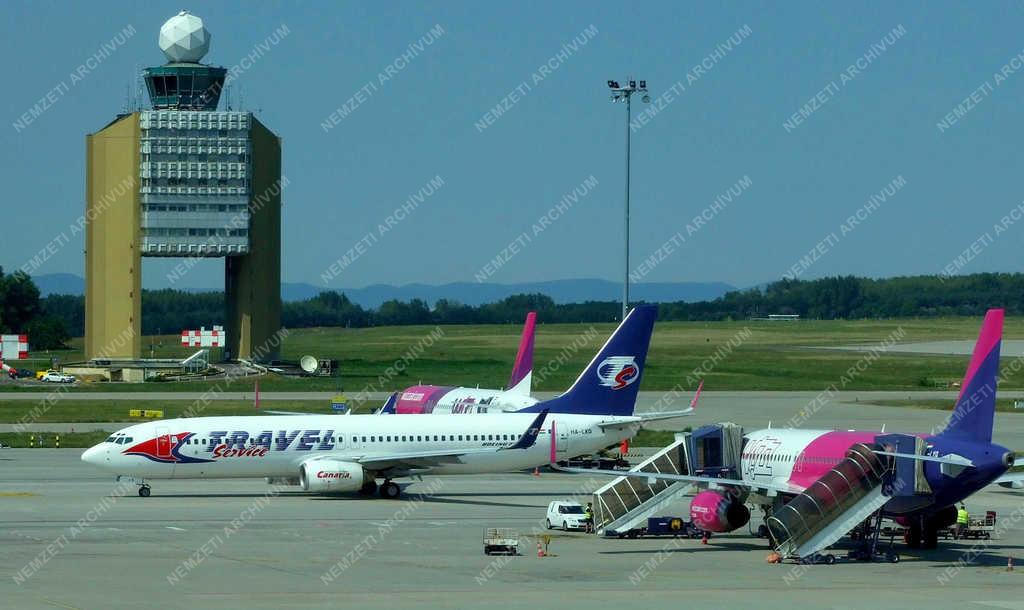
36,369,59,380
41,372,75,384
17,368,34,379
546,501,587,531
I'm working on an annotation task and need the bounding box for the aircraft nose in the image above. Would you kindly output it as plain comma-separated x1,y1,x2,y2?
81,445,101,465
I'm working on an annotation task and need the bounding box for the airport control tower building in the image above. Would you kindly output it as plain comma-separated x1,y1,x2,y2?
85,11,281,361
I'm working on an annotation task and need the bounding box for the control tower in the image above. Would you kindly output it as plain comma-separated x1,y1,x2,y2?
85,11,282,361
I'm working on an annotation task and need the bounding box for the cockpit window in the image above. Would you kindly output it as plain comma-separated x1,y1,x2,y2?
105,436,116,443
125,437,133,443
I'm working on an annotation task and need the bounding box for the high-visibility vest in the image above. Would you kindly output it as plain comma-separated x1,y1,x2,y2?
957,509,969,524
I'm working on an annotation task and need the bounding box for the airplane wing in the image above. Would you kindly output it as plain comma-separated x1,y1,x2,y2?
995,471,1024,489
594,382,701,428
593,410,695,430
353,410,548,472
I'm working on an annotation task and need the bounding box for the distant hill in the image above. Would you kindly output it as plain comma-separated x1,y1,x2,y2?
281,279,734,307
33,273,733,306
33,273,85,296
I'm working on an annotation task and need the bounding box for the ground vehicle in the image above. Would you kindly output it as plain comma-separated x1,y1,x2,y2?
17,368,33,379
546,501,587,531
41,371,74,383
35,369,58,380
483,528,519,555
607,517,704,539
881,511,997,542
944,511,997,540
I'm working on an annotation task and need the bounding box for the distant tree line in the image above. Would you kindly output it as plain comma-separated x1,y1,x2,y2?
0,268,70,349
657,273,1024,320
24,272,1024,341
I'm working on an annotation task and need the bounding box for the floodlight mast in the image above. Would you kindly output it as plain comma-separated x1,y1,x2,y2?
607,78,648,320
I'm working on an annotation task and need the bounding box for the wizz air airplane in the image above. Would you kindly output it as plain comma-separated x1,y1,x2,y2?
563,309,1021,556
81,306,692,499
382,312,539,414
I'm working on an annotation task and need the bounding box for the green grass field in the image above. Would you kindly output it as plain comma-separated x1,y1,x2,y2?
9,316,1024,393
863,399,1024,413
0,399,384,424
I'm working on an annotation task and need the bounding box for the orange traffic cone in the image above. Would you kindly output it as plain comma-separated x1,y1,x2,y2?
1008,557,1014,572
537,542,545,558
533,467,540,477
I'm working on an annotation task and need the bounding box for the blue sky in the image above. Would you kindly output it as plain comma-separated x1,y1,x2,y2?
3,1,1024,290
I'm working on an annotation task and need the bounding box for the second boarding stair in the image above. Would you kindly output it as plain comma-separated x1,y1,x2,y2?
767,433,930,560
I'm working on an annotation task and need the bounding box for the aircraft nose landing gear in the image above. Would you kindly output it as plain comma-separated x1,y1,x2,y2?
138,484,151,497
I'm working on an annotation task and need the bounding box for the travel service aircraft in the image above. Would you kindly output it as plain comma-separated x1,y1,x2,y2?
81,306,693,499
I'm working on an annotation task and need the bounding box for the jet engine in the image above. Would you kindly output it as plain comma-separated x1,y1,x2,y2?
689,489,750,533
299,459,365,493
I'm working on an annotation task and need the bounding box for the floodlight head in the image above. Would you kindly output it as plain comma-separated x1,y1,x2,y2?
639,80,646,89
642,94,651,103
629,80,636,88
607,80,615,88
159,10,210,63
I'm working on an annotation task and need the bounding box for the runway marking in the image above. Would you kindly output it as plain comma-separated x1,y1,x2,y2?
40,599,82,610
166,526,186,531
0,491,36,496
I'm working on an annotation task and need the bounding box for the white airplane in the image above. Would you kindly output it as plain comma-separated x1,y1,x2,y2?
381,311,539,414
82,306,692,498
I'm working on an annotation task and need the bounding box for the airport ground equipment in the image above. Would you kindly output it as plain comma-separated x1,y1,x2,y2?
768,432,948,562
483,528,519,556
947,510,997,540
594,424,744,537
593,434,690,537
768,443,893,560
884,510,998,541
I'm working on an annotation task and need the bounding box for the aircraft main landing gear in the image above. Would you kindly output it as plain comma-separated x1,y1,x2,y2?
358,480,378,496
138,484,151,497
379,480,401,499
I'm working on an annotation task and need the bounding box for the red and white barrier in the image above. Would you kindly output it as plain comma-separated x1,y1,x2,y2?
0,334,28,360
181,326,224,348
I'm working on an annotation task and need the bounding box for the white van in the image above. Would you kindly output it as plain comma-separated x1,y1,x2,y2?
546,501,587,531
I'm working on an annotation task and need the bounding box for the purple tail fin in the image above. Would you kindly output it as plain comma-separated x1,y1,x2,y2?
520,305,657,417
506,312,536,395
941,308,1003,442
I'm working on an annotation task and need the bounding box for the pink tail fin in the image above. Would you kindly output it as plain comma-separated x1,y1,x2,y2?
506,312,536,394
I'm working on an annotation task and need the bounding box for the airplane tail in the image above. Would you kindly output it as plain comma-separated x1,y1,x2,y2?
506,312,536,395
519,305,657,417
940,308,1003,443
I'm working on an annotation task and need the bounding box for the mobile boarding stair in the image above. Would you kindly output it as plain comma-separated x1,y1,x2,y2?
767,433,933,564
594,423,744,537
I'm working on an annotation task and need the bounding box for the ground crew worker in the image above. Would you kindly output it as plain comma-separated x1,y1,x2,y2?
584,502,594,533
956,504,969,539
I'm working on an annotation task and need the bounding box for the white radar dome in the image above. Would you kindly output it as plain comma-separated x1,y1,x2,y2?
159,10,210,63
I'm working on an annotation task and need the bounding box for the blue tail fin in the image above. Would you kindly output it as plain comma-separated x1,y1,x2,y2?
520,305,657,416
940,308,1003,442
